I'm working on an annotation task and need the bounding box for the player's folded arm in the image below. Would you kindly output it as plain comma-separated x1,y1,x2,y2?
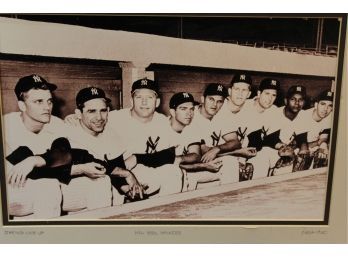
262,129,282,149
134,146,176,168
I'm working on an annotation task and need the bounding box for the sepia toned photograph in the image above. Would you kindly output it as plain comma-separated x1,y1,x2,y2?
0,14,346,227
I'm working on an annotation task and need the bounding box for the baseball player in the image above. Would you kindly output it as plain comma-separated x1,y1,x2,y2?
292,89,334,170
211,73,259,181
3,74,63,219
215,75,282,180
106,79,183,197
184,83,241,189
168,92,201,160
165,92,223,191
61,86,144,210
242,77,283,179
266,85,308,175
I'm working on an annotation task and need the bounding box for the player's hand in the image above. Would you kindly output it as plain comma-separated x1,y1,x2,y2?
278,145,294,157
204,158,223,173
8,156,39,188
72,162,106,178
201,146,220,163
298,149,310,155
64,114,79,126
124,171,144,200
237,147,257,158
318,142,329,159
125,155,137,170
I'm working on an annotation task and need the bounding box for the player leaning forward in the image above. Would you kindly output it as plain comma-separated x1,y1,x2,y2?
107,79,183,197
184,83,242,188
292,89,334,170
214,75,283,180
3,75,64,218
166,92,223,191
4,75,138,219
64,86,144,208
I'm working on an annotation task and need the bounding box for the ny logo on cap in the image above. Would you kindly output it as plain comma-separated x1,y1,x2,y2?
183,92,190,98
296,86,302,92
32,75,42,83
271,80,277,86
327,92,332,96
91,88,99,95
141,79,148,86
217,85,223,92
240,75,246,80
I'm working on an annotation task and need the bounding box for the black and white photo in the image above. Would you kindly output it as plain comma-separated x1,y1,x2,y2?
0,14,346,226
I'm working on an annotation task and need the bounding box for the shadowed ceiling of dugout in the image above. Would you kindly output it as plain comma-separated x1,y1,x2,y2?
1,15,340,49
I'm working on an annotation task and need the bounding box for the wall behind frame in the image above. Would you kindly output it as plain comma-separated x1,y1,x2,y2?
0,55,122,119
152,65,334,116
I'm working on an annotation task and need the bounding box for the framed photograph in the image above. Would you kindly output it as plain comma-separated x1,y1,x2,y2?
0,14,347,243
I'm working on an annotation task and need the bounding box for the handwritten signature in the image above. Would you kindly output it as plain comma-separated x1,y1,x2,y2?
301,229,327,236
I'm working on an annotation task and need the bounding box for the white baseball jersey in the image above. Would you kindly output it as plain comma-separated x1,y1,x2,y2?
107,108,173,158
214,99,249,145
294,108,332,143
167,121,201,156
3,112,67,176
270,107,306,145
214,98,277,148
187,106,223,148
3,112,66,157
66,122,126,161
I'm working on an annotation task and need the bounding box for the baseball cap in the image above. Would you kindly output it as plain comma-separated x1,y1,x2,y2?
231,73,252,86
287,85,307,98
131,78,159,95
76,86,111,108
169,92,199,109
316,89,334,102
203,83,228,98
15,74,57,100
259,78,280,92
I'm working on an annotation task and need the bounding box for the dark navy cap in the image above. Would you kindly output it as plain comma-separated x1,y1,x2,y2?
259,78,280,92
287,85,307,98
316,89,334,102
76,87,111,108
131,78,159,95
169,92,199,109
231,73,252,86
15,74,57,100
203,83,228,98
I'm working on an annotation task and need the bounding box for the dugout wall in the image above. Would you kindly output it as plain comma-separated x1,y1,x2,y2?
0,55,122,119
150,64,334,115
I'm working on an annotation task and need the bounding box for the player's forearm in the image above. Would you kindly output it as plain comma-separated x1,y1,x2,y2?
135,147,176,168
275,142,285,150
318,133,329,146
29,156,46,168
216,139,241,154
70,164,85,176
180,162,216,172
200,144,211,155
29,165,72,183
110,167,132,178
179,153,201,164
308,140,319,149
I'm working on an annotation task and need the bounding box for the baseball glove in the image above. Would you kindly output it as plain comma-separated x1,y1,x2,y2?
292,152,313,172
239,162,254,182
267,145,295,176
312,148,329,169
278,145,295,165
